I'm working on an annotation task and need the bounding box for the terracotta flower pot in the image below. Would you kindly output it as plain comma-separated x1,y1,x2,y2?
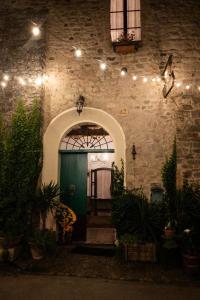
183,253,200,275
30,244,44,260
164,228,175,238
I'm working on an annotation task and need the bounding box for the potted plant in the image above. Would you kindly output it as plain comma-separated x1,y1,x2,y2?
112,189,164,262
182,229,200,275
35,181,60,230
29,229,56,260
162,138,178,237
112,32,142,54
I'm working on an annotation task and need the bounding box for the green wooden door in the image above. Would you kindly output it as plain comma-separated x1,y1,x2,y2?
60,153,88,217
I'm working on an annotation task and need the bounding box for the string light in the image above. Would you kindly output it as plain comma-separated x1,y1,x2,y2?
120,67,127,76
100,62,107,71
152,78,156,82
18,77,26,86
132,75,138,81
186,84,191,90
198,86,200,91
175,82,182,88
32,25,40,37
3,74,9,81
156,77,161,83
35,76,43,86
1,81,7,88
74,48,82,58
143,77,148,83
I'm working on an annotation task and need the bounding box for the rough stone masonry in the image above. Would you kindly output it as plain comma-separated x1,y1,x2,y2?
0,0,200,195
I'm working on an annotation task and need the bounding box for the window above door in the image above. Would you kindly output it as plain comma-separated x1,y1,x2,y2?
110,0,142,53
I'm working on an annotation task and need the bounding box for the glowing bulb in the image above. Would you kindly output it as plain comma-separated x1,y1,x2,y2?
132,75,138,81
18,77,26,86
100,62,107,71
143,77,148,83
1,81,7,88
32,26,40,37
175,82,182,88
3,74,9,81
152,78,156,82
35,76,43,86
43,75,48,81
75,49,82,57
198,86,200,91
156,77,161,82
120,67,127,76
186,85,191,90
28,78,32,83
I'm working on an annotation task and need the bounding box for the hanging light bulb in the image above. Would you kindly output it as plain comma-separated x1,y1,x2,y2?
100,62,107,71
120,67,127,76
156,77,161,82
3,74,9,81
143,77,148,83
35,76,43,86
32,25,41,37
74,48,82,58
132,75,138,81
198,86,200,91
175,82,182,88
152,78,156,82
1,81,7,88
18,77,26,86
43,74,48,81
186,84,191,90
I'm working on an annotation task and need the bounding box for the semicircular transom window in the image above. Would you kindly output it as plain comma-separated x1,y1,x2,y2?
60,123,114,150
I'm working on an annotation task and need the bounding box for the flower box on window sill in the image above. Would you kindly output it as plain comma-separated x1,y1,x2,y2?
112,41,142,54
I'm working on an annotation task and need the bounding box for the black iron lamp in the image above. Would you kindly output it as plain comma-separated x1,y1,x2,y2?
162,54,175,98
76,95,85,115
132,144,137,160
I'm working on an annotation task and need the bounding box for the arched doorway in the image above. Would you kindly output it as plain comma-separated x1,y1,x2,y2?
59,123,115,241
43,107,126,232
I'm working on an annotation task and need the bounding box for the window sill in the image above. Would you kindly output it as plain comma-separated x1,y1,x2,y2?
112,40,142,54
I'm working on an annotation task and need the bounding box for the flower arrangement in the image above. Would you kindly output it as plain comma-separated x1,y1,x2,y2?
54,202,77,237
115,31,136,43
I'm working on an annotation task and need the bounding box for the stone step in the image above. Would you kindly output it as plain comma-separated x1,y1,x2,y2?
87,215,112,227
86,227,116,245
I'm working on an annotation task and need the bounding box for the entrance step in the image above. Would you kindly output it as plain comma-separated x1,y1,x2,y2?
72,243,115,256
87,215,112,227
86,227,116,245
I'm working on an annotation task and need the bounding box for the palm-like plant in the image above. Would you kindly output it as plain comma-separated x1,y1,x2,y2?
35,181,60,230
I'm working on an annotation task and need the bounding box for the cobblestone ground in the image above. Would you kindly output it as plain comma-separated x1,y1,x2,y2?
0,247,200,285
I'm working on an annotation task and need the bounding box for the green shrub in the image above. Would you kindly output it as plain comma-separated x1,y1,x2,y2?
112,189,164,243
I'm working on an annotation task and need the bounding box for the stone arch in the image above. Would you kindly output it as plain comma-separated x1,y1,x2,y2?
42,107,126,184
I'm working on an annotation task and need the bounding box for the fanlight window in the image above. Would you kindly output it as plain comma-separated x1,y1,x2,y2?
60,124,114,150
110,0,141,42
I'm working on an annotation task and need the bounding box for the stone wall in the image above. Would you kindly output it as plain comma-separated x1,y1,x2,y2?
0,0,200,195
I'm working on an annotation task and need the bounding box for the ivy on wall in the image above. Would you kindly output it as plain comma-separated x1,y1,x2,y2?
0,100,42,237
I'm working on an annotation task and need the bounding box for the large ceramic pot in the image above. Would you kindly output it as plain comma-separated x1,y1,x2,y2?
0,236,6,262
29,243,44,260
183,253,200,275
5,235,23,262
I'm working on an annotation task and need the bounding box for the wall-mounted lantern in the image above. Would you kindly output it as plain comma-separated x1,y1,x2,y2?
162,54,175,98
132,144,137,160
76,95,85,115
